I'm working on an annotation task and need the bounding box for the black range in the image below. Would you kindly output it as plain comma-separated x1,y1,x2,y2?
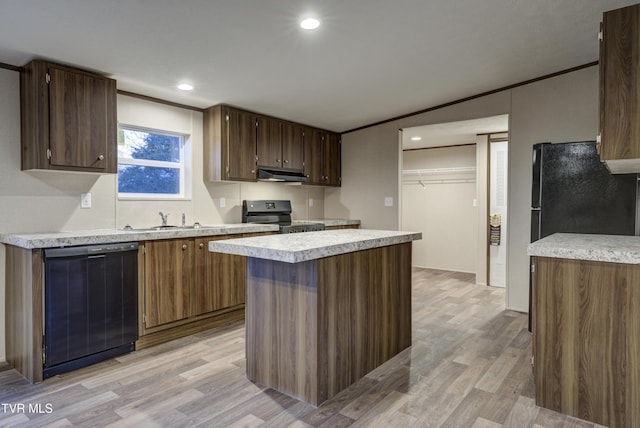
242,200,325,233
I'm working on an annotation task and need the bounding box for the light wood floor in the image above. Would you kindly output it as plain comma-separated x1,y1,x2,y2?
0,268,606,428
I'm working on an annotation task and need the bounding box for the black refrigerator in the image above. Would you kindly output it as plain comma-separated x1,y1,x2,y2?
529,141,638,328
531,141,637,239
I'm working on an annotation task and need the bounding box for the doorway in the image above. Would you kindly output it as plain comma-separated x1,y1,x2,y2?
400,115,509,291
489,135,508,287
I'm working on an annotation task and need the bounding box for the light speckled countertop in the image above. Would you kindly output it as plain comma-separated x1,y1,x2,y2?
208,229,422,263
0,219,360,249
0,224,278,249
527,233,640,264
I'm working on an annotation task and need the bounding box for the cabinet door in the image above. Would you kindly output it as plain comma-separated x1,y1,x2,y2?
48,65,114,170
532,256,640,427
600,5,640,162
282,122,304,170
194,236,245,316
303,128,324,185
256,116,282,168
225,108,257,181
324,132,341,186
144,239,193,328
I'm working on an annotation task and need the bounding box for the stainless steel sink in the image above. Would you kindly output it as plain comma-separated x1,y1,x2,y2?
122,223,204,232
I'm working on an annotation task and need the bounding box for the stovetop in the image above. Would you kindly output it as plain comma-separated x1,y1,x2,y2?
242,200,325,233
280,222,325,233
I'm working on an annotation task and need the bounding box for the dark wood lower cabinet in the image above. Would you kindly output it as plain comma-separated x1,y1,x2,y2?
5,246,44,383
144,239,193,328
194,236,245,316
138,232,273,349
532,256,640,427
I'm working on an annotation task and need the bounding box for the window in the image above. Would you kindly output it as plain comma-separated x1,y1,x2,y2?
117,126,189,199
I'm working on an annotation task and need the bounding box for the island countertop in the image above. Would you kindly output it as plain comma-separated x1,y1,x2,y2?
208,229,422,263
527,233,640,264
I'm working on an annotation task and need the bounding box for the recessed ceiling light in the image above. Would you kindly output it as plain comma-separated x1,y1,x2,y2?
300,17,320,30
411,136,422,141
177,83,194,91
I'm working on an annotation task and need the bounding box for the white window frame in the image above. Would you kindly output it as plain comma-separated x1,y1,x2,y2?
117,124,190,200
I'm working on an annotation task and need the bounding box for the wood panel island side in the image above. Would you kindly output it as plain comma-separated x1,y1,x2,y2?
209,229,421,406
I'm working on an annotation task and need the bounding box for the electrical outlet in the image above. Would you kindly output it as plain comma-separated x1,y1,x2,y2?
309,198,314,207
219,197,226,208
81,193,92,209
384,197,393,207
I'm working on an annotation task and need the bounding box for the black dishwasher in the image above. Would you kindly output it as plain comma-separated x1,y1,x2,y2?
43,242,138,379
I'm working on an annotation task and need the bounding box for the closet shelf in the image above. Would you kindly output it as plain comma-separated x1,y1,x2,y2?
402,166,476,176
402,166,476,186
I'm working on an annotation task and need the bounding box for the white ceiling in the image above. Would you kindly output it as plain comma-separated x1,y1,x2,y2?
403,115,509,150
0,0,636,132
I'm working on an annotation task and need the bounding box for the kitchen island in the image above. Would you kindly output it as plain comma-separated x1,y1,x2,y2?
209,229,421,405
528,233,640,427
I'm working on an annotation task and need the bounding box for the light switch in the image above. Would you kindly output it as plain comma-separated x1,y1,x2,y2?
384,197,393,207
309,198,314,207
81,193,92,209
219,197,226,208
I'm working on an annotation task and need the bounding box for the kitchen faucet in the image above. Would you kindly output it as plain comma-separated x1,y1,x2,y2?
159,211,169,226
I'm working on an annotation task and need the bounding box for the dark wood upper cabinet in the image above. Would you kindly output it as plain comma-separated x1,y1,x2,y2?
256,116,283,169
227,108,258,181
204,104,339,186
599,4,640,173
303,127,325,185
203,105,257,182
324,132,341,186
20,60,117,173
256,118,304,171
303,128,341,186
281,122,304,171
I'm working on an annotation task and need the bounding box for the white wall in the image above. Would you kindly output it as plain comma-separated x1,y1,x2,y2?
326,66,599,312
0,72,325,362
402,145,477,273
508,67,598,311
324,122,402,229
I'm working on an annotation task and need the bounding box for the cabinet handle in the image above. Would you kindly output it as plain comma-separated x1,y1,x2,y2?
182,244,187,251
283,159,289,164
98,154,105,161
276,159,281,163
199,243,205,249
251,169,255,174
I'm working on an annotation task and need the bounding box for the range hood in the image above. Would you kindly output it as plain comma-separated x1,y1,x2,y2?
257,166,307,182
